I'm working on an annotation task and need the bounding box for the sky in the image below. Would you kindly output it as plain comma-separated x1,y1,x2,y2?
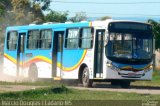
50,0,160,20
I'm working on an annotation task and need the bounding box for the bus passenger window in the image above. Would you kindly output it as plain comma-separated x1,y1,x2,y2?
39,29,52,49
80,27,93,49
65,28,79,49
27,30,39,49
7,31,18,50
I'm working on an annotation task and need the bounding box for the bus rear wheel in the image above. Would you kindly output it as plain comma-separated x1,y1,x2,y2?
120,81,131,88
111,80,131,88
29,65,38,82
82,67,93,87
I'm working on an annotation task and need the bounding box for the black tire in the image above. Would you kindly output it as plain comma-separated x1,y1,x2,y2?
120,81,131,88
29,65,38,82
111,81,122,88
111,81,120,86
82,67,93,87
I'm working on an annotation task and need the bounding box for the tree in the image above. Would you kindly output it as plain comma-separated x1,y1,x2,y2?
32,0,51,11
11,0,44,25
99,16,111,20
0,0,52,25
0,0,12,16
69,12,87,22
0,8,3,16
44,10,68,23
0,0,50,54
0,0,12,46
148,19,160,50
0,3,4,15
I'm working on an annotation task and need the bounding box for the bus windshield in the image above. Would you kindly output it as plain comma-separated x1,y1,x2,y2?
108,32,152,60
106,22,153,64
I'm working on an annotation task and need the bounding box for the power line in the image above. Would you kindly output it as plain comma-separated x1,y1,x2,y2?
50,1,160,17
52,0,160,4
86,12,160,17
56,11,160,17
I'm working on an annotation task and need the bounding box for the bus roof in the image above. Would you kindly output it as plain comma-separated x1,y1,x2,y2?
6,21,89,31
6,19,150,31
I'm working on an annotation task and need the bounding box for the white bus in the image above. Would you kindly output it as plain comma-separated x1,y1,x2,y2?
3,19,153,88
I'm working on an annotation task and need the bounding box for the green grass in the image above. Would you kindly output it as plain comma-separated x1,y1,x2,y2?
132,69,160,87
1,70,160,87
0,81,54,86
0,70,160,101
0,85,160,100
152,69,160,81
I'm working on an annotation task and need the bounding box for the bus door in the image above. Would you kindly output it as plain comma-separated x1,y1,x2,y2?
17,32,26,77
94,29,105,78
52,31,64,79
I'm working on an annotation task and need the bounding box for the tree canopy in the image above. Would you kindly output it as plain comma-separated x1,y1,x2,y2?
0,0,51,49
0,0,11,16
32,0,51,11
44,11,68,23
0,0,46,25
98,16,111,20
69,12,87,22
148,19,160,50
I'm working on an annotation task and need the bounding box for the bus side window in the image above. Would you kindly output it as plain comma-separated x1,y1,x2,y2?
80,27,93,49
27,30,39,49
39,29,52,49
65,28,79,49
7,31,18,50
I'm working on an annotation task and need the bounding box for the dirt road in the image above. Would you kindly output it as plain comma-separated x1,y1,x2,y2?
0,82,160,95
0,85,47,93
0,70,160,95
69,83,160,95
69,86,160,95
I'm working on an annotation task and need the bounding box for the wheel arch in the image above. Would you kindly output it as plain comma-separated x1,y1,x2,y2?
78,63,88,83
28,63,38,76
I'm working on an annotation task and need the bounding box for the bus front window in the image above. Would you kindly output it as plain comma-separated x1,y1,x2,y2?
106,32,153,63
133,37,152,59
110,33,132,58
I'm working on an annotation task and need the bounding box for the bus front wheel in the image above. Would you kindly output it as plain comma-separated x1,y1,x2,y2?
82,67,93,87
120,81,131,88
29,65,38,82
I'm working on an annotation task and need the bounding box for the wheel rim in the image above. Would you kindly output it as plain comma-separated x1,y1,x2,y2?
82,69,88,85
30,66,37,82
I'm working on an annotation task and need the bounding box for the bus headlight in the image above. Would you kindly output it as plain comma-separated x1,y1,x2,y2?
144,65,153,72
149,65,153,69
106,63,112,67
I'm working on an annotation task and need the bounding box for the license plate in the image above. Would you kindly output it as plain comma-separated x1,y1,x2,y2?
128,73,136,76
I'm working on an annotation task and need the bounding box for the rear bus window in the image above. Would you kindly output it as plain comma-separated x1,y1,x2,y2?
7,31,18,50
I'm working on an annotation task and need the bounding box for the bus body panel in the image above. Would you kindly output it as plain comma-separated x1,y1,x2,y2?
3,22,91,79
4,30,27,77
25,49,52,78
4,52,17,76
3,20,154,82
105,61,153,80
